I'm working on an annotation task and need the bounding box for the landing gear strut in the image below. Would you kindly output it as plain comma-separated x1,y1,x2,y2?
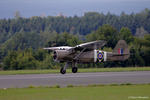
72,67,78,73
60,68,66,74
60,62,78,74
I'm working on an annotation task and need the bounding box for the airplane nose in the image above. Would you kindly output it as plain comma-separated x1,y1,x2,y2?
52,51,57,60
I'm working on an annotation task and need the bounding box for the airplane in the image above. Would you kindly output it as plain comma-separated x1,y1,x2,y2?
44,40,130,74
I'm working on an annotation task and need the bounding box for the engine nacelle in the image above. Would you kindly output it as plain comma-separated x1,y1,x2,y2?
52,50,73,62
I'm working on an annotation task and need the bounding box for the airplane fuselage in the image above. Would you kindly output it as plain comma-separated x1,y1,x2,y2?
52,49,123,63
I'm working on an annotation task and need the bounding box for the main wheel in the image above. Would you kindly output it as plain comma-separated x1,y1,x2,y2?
72,67,78,73
60,68,66,74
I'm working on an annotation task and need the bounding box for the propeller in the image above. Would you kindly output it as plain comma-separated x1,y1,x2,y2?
52,51,57,60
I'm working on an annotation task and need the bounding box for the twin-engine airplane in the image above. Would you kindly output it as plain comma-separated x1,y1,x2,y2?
44,40,130,74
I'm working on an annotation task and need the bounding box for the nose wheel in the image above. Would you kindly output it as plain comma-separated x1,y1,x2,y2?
60,68,66,74
72,67,78,73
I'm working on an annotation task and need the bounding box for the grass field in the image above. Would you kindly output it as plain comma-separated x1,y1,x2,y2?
0,85,149,100
0,67,150,75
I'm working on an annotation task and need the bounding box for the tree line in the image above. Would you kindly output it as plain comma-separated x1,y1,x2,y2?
1,24,150,70
0,8,150,44
2,32,82,70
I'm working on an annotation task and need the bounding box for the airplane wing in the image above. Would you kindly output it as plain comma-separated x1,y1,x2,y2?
43,47,60,50
43,40,107,51
75,40,107,51
43,46,73,50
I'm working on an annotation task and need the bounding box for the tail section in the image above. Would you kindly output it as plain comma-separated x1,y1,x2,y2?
111,40,130,61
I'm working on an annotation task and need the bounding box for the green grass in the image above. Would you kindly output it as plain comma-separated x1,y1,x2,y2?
0,67,150,75
0,85,149,100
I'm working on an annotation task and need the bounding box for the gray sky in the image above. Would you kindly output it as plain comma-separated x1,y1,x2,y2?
0,0,150,19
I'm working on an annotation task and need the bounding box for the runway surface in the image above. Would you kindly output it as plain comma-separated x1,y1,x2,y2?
0,71,150,88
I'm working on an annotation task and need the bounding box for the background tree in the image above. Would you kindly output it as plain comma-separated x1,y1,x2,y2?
13,11,21,19
135,27,149,38
67,36,81,46
119,27,133,44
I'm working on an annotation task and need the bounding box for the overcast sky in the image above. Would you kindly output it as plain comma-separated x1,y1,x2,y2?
0,0,150,19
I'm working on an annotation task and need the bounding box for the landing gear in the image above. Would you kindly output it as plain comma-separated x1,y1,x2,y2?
60,62,78,74
72,67,78,73
60,68,66,74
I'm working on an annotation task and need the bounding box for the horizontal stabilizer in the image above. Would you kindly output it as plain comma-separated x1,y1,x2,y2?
110,53,131,56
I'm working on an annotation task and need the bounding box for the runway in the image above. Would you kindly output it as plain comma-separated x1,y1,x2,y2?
0,71,150,88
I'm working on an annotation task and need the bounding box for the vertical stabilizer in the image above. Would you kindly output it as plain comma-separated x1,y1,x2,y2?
112,40,130,60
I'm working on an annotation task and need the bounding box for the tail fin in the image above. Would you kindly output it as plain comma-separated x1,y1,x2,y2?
112,40,130,60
